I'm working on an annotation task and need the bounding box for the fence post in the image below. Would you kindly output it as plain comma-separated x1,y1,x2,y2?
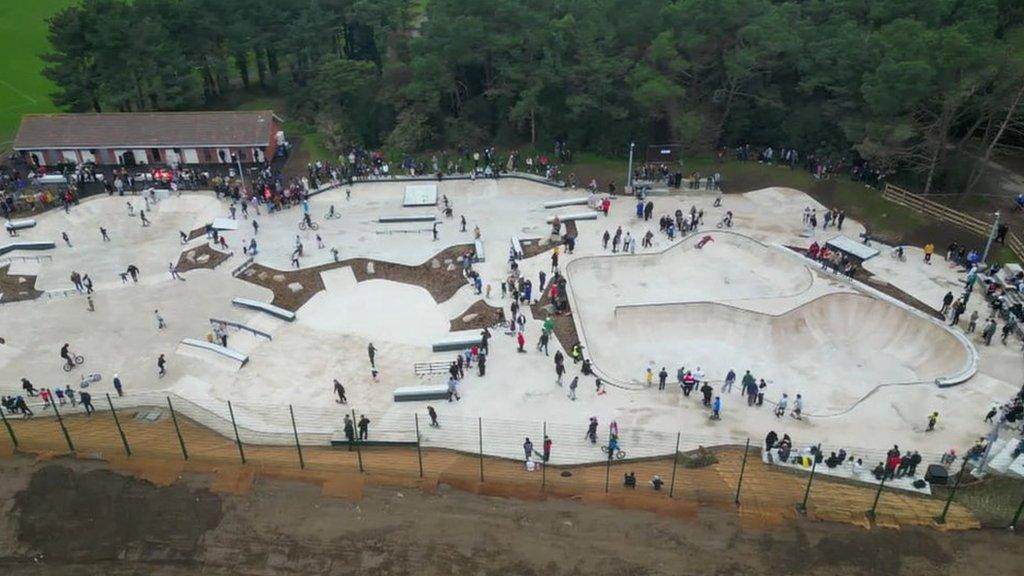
936,456,969,524
166,397,188,460
227,401,246,464
796,443,821,514
541,421,547,490
0,407,17,449
668,432,681,498
414,413,424,478
1011,495,1024,531
734,438,750,505
50,397,74,453
351,409,364,473
289,405,304,469
105,394,131,457
477,417,484,482
866,473,888,522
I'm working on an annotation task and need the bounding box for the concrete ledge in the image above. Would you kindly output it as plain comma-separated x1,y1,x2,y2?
546,212,597,223
181,338,249,365
231,297,296,321
432,332,483,352
209,317,272,340
4,219,36,231
0,241,57,256
394,384,450,402
543,197,590,209
510,236,523,258
474,239,485,262
379,214,437,223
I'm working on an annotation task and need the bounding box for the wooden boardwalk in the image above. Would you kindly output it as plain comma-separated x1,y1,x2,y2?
0,410,979,531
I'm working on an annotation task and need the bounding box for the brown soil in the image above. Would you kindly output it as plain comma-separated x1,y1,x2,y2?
449,299,503,331
186,225,209,241
0,264,43,303
2,453,1020,576
520,236,555,259
237,244,475,311
175,243,232,273
530,287,580,351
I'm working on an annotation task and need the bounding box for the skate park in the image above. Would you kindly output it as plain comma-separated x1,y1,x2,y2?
0,176,1020,476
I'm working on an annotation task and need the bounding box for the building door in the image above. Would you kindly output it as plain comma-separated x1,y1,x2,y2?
120,150,137,166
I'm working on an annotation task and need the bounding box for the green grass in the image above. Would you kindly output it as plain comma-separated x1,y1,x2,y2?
0,0,77,147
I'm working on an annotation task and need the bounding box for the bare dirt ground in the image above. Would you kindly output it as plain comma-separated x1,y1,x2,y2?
450,299,503,331
238,244,475,311
0,264,43,303
0,455,1019,576
175,243,233,273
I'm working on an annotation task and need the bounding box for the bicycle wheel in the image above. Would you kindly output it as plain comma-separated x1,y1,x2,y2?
75,355,84,365
298,222,307,231
616,450,626,460
63,362,73,372
600,445,610,455
310,222,319,230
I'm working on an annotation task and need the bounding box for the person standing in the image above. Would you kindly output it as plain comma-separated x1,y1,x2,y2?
711,396,722,420
157,354,167,377
658,367,668,390
542,436,552,463
100,227,110,241
516,331,526,352
555,361,566,385
924,242,934,264
343,415,355,450
113,373,124,397
790,394,803,419
367,343,377,368
155,309,166,329
722,369,736,393
568,376,578,401
927,411,939,431
333,379,347,404
79,391,94,416
427,406,439,427
358,414,370,440
523,437,534,461
168,262,182,280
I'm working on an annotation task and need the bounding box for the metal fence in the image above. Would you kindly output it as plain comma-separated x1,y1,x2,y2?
1,391,1020,529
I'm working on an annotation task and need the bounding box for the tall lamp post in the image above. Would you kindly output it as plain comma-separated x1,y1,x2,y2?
626,142,636,194
232,153,247,194
981,211,1001,266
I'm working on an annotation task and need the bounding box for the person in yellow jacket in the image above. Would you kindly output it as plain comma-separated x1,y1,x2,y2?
923,242,934,264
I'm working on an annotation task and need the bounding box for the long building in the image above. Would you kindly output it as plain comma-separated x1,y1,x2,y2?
12,110,284,168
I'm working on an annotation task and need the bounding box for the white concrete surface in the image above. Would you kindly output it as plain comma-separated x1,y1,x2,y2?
0,183,1020,471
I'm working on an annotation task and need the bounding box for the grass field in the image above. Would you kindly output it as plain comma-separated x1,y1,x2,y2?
0,0,77,148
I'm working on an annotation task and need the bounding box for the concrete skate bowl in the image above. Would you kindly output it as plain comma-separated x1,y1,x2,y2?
594,293,975,416
566,230,815,309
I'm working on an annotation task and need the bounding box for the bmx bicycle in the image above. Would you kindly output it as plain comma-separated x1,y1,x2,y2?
299,219,319,231
601,445,626,460
324,206,342,220
62,354,85,372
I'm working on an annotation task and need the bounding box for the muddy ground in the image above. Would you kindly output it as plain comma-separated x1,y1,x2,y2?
1,456,1018,576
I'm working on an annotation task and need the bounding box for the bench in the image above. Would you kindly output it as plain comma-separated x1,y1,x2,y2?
431,332,483,352
414,361,452,376
4,219,36,231
474,239,485,262
542,197,590,209
393,384,450,402
546,212,597,224
231,298,296,321
180,338,249,365
0,241,57,256
379,214,437,223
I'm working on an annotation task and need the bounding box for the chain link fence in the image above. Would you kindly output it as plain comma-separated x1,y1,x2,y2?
1,391,1020,529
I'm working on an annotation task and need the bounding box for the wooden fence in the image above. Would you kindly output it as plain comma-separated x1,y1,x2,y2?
881,183,1024,261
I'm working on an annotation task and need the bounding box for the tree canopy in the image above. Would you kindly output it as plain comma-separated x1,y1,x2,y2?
41,0,1024,192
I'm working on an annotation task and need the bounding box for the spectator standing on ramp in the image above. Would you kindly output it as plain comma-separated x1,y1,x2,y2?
358,415,370,440
343,415,355,449
368,343,377,368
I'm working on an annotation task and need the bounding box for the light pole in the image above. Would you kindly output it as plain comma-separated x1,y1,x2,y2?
981,211,1000,265
232,153,247,195
626,142,635,192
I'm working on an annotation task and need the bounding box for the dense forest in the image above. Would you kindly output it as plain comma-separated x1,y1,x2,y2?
42,0,1024,193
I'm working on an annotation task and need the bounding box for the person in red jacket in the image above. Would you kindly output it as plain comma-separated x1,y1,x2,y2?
516,331,526,352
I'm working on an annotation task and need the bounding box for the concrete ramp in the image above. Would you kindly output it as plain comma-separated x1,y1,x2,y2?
394,384,449,402
180,338,249,366
231,297,296,321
